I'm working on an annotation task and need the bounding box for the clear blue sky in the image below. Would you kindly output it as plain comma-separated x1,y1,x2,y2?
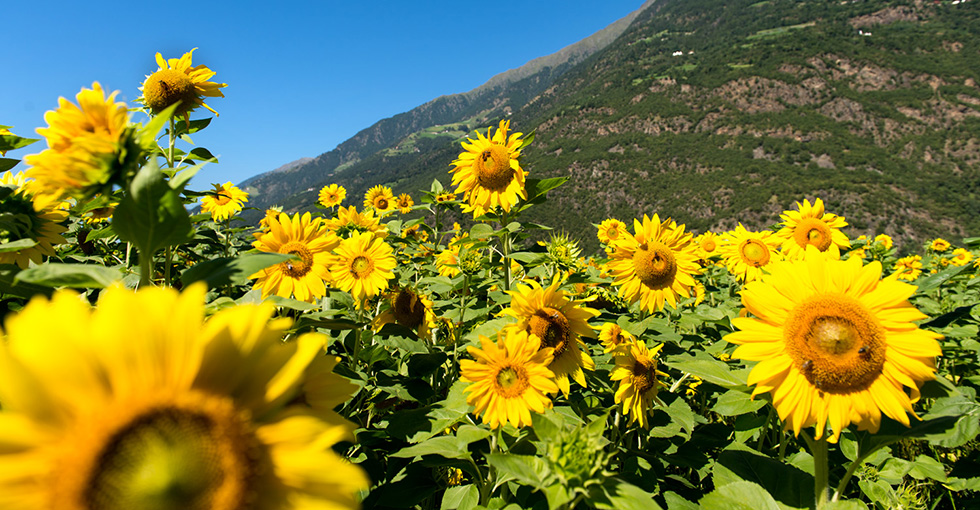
3,1,646,190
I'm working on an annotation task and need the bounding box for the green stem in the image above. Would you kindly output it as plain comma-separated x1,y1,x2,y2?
138,252,154,288
500,213,512,291
164,247,173,287
167,117,176,168
803,432,830,510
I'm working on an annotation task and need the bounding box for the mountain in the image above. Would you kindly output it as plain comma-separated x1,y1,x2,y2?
242,0,980,254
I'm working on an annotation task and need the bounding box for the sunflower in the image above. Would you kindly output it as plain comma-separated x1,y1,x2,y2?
597,322,636,354
250,212,338,303
363,185,395,213
0,284,368,510
874,234,893,251
460,329,559,429
318,184,346,208
695,231,721,261
0,171,68,268
140,48,227,123
258,205,283,230
611,341,667,428
450,120,527,218
725,246,942,442
774,198,850,260
201,182,249,221
395,193,414,213
501,278,599,396
435,191,458,203
893,255,923,281
436,245,461,278
929,238,951,253
326,205,387,239
373,286,437,338
24,82,132,200
950,248,973,267
596,218,628,246
604,214,701,313
328,231,396,307
718,224,781,283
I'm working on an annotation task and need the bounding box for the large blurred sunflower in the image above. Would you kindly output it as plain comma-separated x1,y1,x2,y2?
725,246,942,442
0,171,68,268
24,82,132,200
774,198,850,260
140,48,227,122
250,212,338,303
611,340,667,428
604,214,701,313
719,224,781,283
501,278,599,396
200,181,249,221
460,329,558,429
328,231,396,307
0,284,368,510
450,120,527,218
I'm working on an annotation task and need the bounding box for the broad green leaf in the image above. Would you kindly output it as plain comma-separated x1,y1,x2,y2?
455,424,491,446
138,102,178,148
698,480,782,510
525,177,567,199
592,479,662,510
14,263,123,288
0,265,53,299
469,223,494,239
113,160,193,257
913,264,969,293
542,484,573,510
187,147,217,163
663,491,699,510
0,134,39,152
0,158,20,172
530,409,565,442
176,117,212,134
441,485,479,510
712,390,766,416
824,501,869,510
486,453,549,487
180,252,294,289
711,444,813,509
0,238,37,253
391,435,470,460
508,252,547,264
908,454,947,481
665,351,747,388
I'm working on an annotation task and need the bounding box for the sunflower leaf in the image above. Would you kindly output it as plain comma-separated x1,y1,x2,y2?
180,252,294,289
914,264,970,293
0,134,39,152
14,263,123,288
113,160,194,258
0,158,20,172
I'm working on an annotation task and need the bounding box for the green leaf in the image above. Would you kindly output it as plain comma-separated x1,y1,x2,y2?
711,444,813,509
469,223,494,240
0,158,20,172
908,454,947,482
824,501,869,510
176,117,212,135
663,491,699,510
712,390,766,417
665,351,747,388
914,264,969,293
0,238,37,253
180,252,294,289
0,134,39,152
542,484,574,510
138,102,179,148
0,265,53,299
113,160,194,257
508,252,547,264
391,436,471,460
455,424,491,446
441,485,479,510
698,481,782,510
187,147,217,163
14,263,123,288
593,479,662,510
524,177,568,200
854,412,960,458
486,453,549,487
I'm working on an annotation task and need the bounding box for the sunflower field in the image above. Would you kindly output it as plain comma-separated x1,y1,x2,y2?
1,50,979,510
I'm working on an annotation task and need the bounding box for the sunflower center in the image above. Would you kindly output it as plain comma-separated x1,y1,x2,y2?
606,227,620,240
279,242,313,278
474,144,515,191
349,255,374,279
740,239,771,267
494,365,530,398
142,69,197,114
393,289,425,330
374,197,389,210
793,218,833,252
784,293,886,394
75,392,260,510
701,238,717,253
528,307,571,358
214,191,232,206
632,241,678,289
631,357,658,394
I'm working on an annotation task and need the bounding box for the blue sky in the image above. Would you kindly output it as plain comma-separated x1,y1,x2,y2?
3,1,646,190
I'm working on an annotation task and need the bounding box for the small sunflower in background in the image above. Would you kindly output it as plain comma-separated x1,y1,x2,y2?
0,284,369,510
718,224,781,283
364,184,395,213
596,218,628,246
200,181,249,221
450,120,527,218
874,234,893,251
950,247,973,266
436,244,461,278
460,329,559,429
597,322,636,354
250,212,338,303
694,231,721,261
328,231,396,307
373,286,437,339
435,191,458,204
725,246,942,442
395,192,414,213
258,205,283,230
611,340,667,428
929,238,951,253
0,171,68,268
326,205,388,239
140,48,227,122
318,183,346,208
893,255,923,281
774,198,850,260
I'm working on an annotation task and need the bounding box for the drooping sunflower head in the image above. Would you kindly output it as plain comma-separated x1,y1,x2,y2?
597,322,636,354
725,246,942,442
140,48,227,122
929,238,951,253
395,193,414,213
719,224,781,283
373,286,437,338
201,182,249,222
596,218,627,246
610,341,667,428
0,171,68,268
24,82,136,201
460,329,559,429
250,212,338,303
364,185,395,213
328,231,397,308
450,120,527,218
258,205,283,230
318,183,346,208
775,198,850,260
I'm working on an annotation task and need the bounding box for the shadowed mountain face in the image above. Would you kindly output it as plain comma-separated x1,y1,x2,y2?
242,0,980,253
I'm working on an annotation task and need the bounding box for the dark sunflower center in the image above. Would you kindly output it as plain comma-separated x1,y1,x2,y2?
279,242,313,278
349,255,374,279
740,239,771,267
528,307,571,358
631,357,658,394
142,69,197,115
494,365,529,398
606,227,620,240
374,197,389,210
392,289,425,330
794,218,833,252
474,144,514,190
83,394,259,510
632,241,678,289
784,294,887,394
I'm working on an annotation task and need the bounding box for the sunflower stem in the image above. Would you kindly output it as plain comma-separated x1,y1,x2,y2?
803,431,831,510
138,251,154,288
500,214,512,292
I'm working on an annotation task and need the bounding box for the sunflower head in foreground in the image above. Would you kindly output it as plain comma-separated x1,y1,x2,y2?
0,284,368,510
611,340,667,428
363,184,395,213
725,246,942,442
373,286,437,339
596,218,628,246
0,171,68,268
501,277,599,396
328,231,396,308
24,82,136,201
774,198,850,260
250,212,338,303
604,214,701,313
460,329,559,429
201,181,249,222
140,48,227,123
450,120,527,218
395,192,414,214
318,183,346,208
718,224,781,283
